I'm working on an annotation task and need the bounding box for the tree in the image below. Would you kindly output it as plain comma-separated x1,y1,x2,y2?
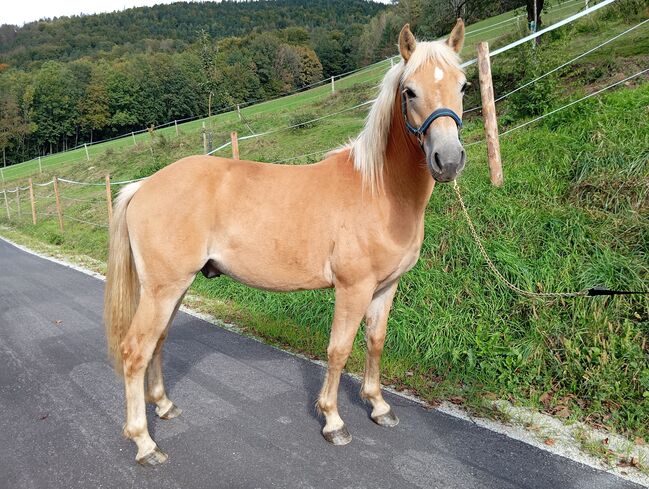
275,44,302,91
78,64,110,142
295,46,323,87
311,29,345,78
31,61,80,153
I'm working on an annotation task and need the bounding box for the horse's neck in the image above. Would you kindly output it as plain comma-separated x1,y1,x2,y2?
382,94,435,212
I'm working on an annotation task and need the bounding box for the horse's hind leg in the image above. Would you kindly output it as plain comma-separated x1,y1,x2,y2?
145,293,186,420
122,282,190,466
318,283,374,445
361,281,399,427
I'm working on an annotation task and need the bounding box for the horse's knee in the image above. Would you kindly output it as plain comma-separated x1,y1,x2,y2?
366,333,386,353
327,343,353,368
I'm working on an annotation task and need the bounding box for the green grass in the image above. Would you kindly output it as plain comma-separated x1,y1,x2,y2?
1,1,647,443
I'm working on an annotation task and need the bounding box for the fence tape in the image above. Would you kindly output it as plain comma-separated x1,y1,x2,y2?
33,180,54,187
59,178,105,187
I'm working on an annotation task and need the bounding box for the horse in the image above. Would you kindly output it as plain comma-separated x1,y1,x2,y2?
104,20,467,466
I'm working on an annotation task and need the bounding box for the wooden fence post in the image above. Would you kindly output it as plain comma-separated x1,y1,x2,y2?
2,188,9,220
231,131,239,160
174,120,179,136
132,132,136,146
105,174,113,225
202,122,208,154
53,176,64,232
237,104,242,120
84,143,90,161
477,42,503,187
331,76,335,93
28,178,36,224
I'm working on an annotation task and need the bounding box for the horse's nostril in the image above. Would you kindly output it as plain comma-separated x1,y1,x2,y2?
433,152,442,172
459,149,466,167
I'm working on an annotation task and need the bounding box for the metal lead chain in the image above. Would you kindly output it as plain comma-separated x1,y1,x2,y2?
452,180,588,299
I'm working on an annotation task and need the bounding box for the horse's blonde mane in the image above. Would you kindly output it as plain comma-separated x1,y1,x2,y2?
351,40,461,193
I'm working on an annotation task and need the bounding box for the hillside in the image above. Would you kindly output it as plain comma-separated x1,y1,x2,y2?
0,0,386,68
0,0,647,466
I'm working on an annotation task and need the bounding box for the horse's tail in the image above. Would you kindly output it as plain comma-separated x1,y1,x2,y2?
104,181,142,375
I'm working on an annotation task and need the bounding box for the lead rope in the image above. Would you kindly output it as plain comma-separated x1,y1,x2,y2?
452,180,590,299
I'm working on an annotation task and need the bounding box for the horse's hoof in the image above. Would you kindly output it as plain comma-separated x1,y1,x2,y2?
323,425,352,446
137,447,168,467
157,403,182,420
372,408,399,427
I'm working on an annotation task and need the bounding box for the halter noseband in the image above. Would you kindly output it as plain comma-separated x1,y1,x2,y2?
401,88,463,148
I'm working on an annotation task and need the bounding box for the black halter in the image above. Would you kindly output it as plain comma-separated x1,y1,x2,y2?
401,88,463,148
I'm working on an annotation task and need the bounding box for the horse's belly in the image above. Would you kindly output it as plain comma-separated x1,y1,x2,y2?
207,247,333,292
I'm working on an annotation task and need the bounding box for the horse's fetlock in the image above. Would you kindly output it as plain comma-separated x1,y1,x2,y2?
146,384,165,402
317,397,335,414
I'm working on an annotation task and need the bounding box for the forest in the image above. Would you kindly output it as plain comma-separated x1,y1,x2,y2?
0,0,529,165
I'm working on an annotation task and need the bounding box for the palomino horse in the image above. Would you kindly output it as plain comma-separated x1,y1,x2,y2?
105,21,467,466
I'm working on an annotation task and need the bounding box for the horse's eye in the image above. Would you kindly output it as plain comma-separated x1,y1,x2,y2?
461,82,469,94
404,87,416,99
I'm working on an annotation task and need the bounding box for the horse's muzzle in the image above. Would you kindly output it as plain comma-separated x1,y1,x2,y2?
427,143,466,183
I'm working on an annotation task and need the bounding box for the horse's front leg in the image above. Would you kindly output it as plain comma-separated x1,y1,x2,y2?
361,281,399,427
318,282,374,445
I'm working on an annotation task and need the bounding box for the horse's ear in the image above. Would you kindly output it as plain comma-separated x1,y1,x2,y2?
446,18,465,53
399,24,416,62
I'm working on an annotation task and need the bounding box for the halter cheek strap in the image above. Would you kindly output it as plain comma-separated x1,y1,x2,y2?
401,89,463,147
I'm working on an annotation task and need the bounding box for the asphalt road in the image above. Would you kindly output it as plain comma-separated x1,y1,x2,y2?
0,237,641,489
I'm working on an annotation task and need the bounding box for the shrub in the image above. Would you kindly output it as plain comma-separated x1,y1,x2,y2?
134,159,166,179
46,232,63,246
506,46,560,119
288,112,319,131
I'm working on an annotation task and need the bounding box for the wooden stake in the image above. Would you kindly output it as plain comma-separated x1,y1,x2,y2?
105,174,113,225
53,176,64,232
29,178,36,224
331,76,335,93
84,143,90,161
237,104,241,120
16,187,20,218
202,122,208,154
231,131,239,160
132,132,136,145
2,188,9,220
477,42,503,187
175,120,179,136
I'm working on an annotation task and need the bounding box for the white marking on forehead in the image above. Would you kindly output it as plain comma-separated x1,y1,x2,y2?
434,67,444,82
